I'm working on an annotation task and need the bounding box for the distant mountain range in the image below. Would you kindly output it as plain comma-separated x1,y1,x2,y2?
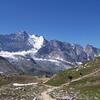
0,32,100,75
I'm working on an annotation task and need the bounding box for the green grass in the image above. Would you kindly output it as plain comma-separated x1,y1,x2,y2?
50,69,100,100
64,69,100,100
46,56,100,86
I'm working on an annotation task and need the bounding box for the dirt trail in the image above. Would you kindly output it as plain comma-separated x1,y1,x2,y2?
38,68,100,100
38,87,56,100
61,68,100,87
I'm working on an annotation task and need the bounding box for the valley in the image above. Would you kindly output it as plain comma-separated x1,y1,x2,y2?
0,32,100,100
0,57,100,100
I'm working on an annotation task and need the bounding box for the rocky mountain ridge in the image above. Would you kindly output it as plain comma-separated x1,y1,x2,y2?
0,32,100,75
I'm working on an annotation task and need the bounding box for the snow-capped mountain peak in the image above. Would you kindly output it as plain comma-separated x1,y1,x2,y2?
28,34,44,50
0,32,45,59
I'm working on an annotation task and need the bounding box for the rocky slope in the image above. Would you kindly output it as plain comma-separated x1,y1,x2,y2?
0,56,19,75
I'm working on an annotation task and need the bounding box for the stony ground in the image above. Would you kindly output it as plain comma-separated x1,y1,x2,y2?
0,83,48,100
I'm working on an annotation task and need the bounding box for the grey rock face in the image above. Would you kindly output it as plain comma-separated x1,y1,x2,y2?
0,32,32,52
35,40,88,63
85,45,100,59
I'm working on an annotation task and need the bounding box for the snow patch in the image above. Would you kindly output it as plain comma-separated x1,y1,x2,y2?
33,57,59,63
33,57,75,65
13,83,38,86
48,56,74,65
71,43,75,49
76,62,82,65
55,56,74,65
15,87,22,90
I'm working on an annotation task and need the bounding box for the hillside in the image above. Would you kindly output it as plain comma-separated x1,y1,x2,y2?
46,56,100,86
46,56,100,99
0,56,19,75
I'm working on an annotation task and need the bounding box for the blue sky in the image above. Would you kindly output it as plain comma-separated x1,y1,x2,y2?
0,0,100,47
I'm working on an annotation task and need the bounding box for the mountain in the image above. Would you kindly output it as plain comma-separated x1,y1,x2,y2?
0,31,44,52
85,44,100,59
0,32,32,52
0,32,100,75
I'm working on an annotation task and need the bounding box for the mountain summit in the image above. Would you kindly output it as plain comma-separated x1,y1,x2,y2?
0,32,100,75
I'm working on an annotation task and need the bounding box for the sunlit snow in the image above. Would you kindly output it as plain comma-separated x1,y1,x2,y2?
28,34,44,50
13,83,38,86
